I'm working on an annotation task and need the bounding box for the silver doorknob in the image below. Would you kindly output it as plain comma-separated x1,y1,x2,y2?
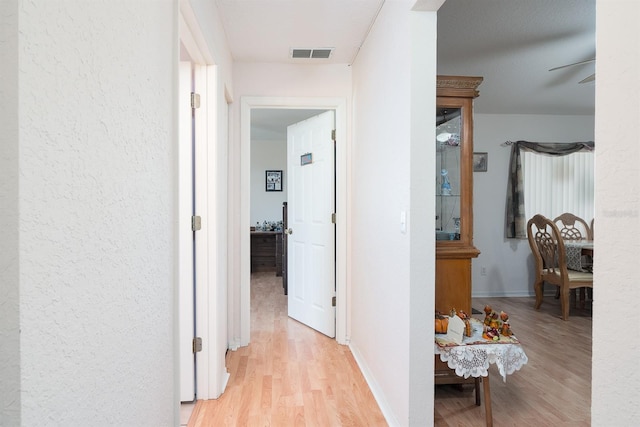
285,228,293,235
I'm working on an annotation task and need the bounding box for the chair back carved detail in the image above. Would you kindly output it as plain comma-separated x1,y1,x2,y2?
553,212,591,241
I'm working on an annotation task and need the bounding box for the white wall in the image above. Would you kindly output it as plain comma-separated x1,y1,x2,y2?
351,2,436,424
0,0,19,424
7,1,177,425
472,114,594,297
592,0,640,423
250,139,287,225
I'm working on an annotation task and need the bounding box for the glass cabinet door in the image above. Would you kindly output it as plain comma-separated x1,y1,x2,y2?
435,107,462,241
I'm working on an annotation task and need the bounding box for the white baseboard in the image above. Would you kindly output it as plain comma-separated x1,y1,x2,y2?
218,370,230,396
227,338,241,351
348,342,401,427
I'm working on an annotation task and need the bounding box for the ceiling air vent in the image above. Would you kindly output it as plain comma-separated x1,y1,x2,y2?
290,48,334,59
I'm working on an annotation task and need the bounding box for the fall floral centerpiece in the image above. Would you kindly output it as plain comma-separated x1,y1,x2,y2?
482,305,513,340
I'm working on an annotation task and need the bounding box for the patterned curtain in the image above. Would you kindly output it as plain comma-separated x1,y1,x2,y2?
505,140,595,238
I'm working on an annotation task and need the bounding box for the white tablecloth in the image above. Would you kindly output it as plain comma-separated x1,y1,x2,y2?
434,318,528,382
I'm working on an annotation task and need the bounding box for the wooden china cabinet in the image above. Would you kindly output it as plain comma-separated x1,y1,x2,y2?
435,75,483,315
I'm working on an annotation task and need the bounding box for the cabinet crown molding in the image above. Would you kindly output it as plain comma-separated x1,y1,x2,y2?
437,75,483,98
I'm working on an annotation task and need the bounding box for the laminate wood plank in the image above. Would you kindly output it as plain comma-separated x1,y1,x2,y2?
260,374,272,409
186,279,591,426
188,272,386,427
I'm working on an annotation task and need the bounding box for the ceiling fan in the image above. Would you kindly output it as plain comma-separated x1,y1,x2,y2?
549,58,596,84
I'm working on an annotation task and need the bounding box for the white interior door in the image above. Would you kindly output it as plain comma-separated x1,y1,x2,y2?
178,61,195,401
287,111,336,337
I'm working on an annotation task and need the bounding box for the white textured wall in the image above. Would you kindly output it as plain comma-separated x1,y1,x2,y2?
0,0,20,425
16,1,177,425
472,114,594,297
351,2,435,424
250,139,287,225
592,0,640,423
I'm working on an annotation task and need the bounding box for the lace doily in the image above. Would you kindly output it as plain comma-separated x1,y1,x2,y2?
435,341,528,382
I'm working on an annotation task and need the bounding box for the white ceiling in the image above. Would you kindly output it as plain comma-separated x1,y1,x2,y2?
216,0,385,65
218,0,596,136
437,0,595,115
251,109,327,140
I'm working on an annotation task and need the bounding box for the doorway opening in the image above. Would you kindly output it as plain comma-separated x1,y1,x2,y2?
250,109,336,337
239,97,349,348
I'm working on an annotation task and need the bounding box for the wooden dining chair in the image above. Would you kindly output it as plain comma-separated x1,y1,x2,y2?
527,214,594,320
589,217,594,240
552,213,592,303
553,213,591,241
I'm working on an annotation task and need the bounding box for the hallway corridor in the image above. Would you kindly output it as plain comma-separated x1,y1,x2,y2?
187,272,387,426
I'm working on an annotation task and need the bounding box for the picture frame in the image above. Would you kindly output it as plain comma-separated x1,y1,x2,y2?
473,152,488,172
265,170,283,192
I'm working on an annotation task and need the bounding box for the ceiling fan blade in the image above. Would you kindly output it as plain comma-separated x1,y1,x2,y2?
579,73,596,84
549,58,596,72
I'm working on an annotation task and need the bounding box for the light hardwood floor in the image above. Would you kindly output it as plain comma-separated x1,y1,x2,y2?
188,274,592,426
187,272,387,426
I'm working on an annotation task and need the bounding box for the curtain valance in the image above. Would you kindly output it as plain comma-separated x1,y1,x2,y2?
505,140,595,238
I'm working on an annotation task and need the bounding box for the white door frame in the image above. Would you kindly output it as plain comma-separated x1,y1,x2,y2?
240,97,349,345
179,3,230,401
178,60,196,402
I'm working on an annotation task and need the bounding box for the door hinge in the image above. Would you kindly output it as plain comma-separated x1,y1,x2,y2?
332,296,336,307
331,129,336,141
192,215,202,231
191,92,201,109
331,213,336,224
192,337,202,353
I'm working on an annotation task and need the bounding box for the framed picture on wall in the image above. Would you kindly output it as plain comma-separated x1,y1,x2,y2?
473,152,488,172
265,170,283,192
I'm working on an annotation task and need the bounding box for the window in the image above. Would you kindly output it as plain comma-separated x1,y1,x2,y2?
505,141,594,238
522,150,595,227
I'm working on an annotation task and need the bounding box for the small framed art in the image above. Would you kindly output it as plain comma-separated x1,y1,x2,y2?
265,170,283,192
473,152,488,172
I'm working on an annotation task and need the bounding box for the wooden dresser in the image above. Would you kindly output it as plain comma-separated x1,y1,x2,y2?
250,231,282,273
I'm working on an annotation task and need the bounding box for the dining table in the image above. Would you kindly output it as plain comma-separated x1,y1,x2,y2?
434,318,528,427
563,239,594,309
564,240,594,272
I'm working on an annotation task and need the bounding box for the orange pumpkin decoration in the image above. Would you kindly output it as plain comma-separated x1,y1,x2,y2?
435,313,449,334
